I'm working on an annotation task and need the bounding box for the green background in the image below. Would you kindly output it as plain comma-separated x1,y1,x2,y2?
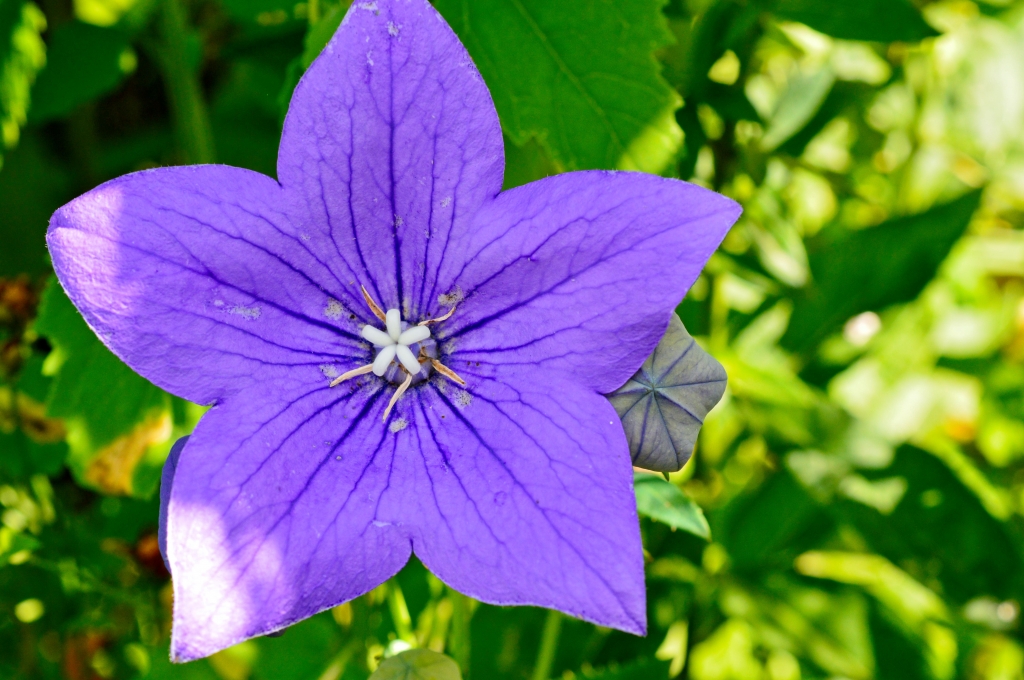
3,0,1024,678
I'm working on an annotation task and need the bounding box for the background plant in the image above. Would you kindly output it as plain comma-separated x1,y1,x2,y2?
3,0,1024,678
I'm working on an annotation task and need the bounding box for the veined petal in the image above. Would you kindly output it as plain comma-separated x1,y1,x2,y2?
278,0,504,318
165,383,409,661
46,166,365,405
438,171,741,394
385,365,645,634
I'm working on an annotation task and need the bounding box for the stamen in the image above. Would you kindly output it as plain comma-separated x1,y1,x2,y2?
431,359,466,386
360,285,387,322
329,363,374,387
383,373,413,421
418,304,457,326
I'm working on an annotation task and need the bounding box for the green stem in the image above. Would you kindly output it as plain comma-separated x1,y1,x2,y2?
308,0,320,24
530,610,563,680
448,589,472,676
386,581,416,644
154,0,215,164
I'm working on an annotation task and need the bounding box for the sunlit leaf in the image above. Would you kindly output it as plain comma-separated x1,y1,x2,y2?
370,649,462,680
761,66,835,152
0,0,46,170
435,0,682,172
608,314,727,472
0,526,39,566
634,473,711,539
73,0,138,27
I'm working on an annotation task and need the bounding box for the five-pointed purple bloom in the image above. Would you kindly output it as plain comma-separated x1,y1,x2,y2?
47,0,739,661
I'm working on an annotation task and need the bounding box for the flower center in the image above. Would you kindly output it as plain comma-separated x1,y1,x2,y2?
360,309,434,384
329,285,465,422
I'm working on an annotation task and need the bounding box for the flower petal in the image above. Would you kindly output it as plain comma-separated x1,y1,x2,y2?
438,171,741,394
46,166,365,405
278,0,504,318
389,367,645,634
158,435,189,571
165,383,409,661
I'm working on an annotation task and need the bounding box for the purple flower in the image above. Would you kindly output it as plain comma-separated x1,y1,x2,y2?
47,0,739,661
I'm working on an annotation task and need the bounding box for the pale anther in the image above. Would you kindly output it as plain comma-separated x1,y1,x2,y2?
418,304,456,326
360,285,386,322
329,363,374,387
383,373,413,421
430,358,466,386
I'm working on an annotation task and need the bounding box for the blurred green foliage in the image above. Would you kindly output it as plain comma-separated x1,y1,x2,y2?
3,0,1024,678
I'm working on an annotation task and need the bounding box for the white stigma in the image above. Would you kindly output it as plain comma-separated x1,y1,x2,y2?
361,309,431,377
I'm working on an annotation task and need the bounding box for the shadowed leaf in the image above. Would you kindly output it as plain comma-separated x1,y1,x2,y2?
762,0,937,43
608,314,727,472
30,21,132,122
784,191,982,353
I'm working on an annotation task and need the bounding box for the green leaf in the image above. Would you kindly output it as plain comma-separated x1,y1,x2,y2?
840,446,1024,605
633,473,711,539
763,0,937,43
784,190,982,353
0,132,72,276
585,659,672,679
29,21,133,122
370,649,462,680
719,469,831,570
434,0,682,172
0,0,46,170
33,279,172,495
219,0,304,24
